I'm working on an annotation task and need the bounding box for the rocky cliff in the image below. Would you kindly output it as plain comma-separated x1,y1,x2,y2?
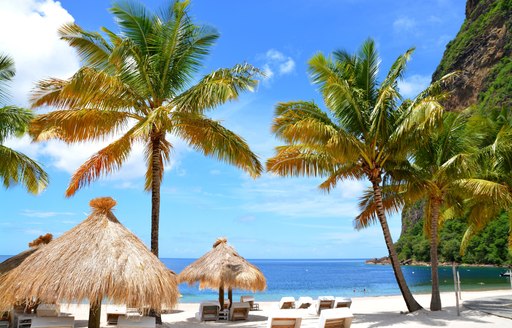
398,0,512,259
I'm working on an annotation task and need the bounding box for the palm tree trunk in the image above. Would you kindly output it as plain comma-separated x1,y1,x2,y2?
430,198,442,311
219,286,225,308
88,301,101,328
371,180,423,312
150,134,162,325
150,135,162,257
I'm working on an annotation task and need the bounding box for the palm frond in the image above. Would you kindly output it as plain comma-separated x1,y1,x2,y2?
29,109,133,143
58,23,113,70
0,106,33,142
266,144,338,178
0,145,49,194
65,132,135,196
355,185,404,230
172,112,262,178
30,68,142,113
173,64,260,113
0,54,15,104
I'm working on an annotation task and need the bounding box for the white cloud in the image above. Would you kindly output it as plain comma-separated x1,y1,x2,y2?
238,174,366,219
21,209,74,218
398,74,431,98
393,17,416,33
259,49,296,82
0,0,79,106
279,58,295,75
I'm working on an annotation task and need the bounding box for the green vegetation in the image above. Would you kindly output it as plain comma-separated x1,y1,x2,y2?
0,53,48,194
436,0,512,76
396,213,512,266
478,57,512,111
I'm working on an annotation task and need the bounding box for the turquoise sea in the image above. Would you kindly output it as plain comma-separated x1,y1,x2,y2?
2,256,510,303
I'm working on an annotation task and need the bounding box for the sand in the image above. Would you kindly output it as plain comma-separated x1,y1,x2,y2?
59,289,512,327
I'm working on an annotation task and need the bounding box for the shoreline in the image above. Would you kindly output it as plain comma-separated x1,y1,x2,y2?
58,289,512,327
366,257,512,268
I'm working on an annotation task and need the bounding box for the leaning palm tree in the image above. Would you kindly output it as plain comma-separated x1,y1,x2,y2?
29,0,262,256
0,53,48,194
359,111,480,311
267,39,451,312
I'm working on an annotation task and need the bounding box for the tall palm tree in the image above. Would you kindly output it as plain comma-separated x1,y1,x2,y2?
29,0,262,256
0,53,48,194
358,111,478,311
267,39,451,312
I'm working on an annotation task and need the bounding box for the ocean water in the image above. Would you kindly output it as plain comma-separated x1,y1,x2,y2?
1,256,510,303
163,258,511,303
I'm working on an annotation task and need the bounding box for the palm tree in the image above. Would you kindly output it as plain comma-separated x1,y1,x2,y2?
0,53,48,194
29,0,262,256
362,111,478,311
457,108,512,253
267,39,451,312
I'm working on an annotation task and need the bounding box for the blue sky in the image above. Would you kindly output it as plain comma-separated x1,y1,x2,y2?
0,0,465,259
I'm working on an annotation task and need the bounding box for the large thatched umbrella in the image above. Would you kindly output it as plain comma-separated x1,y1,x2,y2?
179,237,266,308
0,197,179,328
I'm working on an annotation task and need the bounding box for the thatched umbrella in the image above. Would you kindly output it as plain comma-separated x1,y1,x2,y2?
179,237,266,308
0,234,53,278
0,197,179,328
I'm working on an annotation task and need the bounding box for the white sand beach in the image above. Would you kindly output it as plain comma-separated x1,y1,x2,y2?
59,289,512,327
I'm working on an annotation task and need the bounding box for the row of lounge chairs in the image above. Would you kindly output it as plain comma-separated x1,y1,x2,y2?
280,296,352,313
195,301,251,321
267,308,353,328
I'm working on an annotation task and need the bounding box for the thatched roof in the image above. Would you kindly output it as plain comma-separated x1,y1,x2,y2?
179,237,266,291
0,234,53,278
0,197,179,311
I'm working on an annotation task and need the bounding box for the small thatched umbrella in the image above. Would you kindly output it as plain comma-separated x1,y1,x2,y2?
179,237,266,308
0,234,53,278
0,197,179,328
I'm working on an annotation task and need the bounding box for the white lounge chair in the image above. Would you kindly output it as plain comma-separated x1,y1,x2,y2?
229,302,250,321
106,304,127,325
117,316,155,328
30,316,74,328
317,308,353,328
240,295,259,310
334,298,352,308
279,297,296,309
195,301,220,321
266,313,302,328
315,296,335,314
295,297,313,309
36,304,60,317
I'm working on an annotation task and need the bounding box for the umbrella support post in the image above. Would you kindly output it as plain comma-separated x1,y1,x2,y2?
219,287,225,309
148,309,162,325
88,302,101,328
228,288,233,309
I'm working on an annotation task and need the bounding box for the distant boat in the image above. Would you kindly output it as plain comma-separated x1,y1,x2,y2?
500,271,511,277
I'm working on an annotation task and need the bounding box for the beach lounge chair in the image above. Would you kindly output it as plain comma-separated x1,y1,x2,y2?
315,296,335,315
36,304,60,317
0,321,7,328
266,314,302,328
279,297,296,309
117,316,155,328
317,308,353,328
106,304,127,325
30,316,74,328
295,297,313,309
240,295,260,310
334,298,352,308
195,301,220,321
229,302,250,321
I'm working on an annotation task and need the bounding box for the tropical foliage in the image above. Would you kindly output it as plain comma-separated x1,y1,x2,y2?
266,38,452,312
29,0,262,256
0,53,48,194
